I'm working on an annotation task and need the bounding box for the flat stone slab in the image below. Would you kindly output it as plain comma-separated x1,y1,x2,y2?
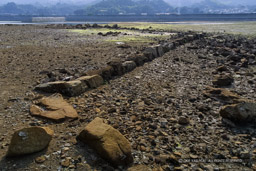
30,94,78,121
77,75,104,88
35,80,88,96
204,86,240,103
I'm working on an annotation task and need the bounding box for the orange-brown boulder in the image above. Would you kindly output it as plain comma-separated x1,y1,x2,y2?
7,127,53,157
77,117,133,166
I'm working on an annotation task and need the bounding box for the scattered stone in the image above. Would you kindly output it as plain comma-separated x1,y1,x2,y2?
204,86,240,103
30,94,78,121
160,118,168,128
178,116,190,125
240,151,251,159
35,156,46,163
77,117,133,166
220,101,256,123
76,163,92,171
7,127,53,157
216,66,229,72
61,157,70,167
174,167,183,171
117,44,131,49
213,74,234,87
127,165,152,171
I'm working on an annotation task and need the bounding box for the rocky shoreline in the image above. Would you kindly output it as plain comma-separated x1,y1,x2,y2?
0,24,256,171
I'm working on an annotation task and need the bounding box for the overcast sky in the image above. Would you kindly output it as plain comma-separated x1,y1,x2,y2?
0,0,256,6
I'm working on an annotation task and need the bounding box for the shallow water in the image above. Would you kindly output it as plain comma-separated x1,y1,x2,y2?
1,13,256,25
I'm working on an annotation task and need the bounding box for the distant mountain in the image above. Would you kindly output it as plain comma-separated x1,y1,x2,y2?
0,0,255,15
0,2,83,15
75,0,173,15
165,0,256,6
192,0,228,9
0,0,95,6
221,0,256,6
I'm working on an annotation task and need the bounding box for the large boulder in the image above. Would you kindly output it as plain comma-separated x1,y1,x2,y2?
35,81,66,93
220,101,256,123
155,45,164,57
35,80,88,96
30,94,78,121
122,61,136,73
100,66,114,80
84,66,114,81
63,80,88,96
77,75,104,88
77,117,133,166
162,43,175,53
7,127,53,157
144,47,158,60
186,34,195,41
127,54,148,66
107,61,125,76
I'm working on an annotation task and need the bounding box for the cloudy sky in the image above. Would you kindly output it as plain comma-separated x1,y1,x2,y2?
0,0,256,6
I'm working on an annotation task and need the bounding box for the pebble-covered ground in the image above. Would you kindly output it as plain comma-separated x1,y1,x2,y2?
0,24,256,171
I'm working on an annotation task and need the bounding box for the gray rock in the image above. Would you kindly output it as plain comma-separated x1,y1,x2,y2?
144,47,158,60
155,45,164,57
35,80,87,96
122,61,137,73
220,101,256,123
107,60,125,76
77,75,104,88
128,54,148,66
178,116,190,125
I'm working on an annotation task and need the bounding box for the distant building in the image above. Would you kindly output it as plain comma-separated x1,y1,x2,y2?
127,13,136,15
156,13,171,15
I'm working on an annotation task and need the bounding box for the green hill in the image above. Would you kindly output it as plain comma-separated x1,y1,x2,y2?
75,0,173,15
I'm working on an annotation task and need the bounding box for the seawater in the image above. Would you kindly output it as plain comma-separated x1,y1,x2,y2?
0,14,256,25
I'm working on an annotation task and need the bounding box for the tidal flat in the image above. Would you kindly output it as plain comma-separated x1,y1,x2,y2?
0,23,255,171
